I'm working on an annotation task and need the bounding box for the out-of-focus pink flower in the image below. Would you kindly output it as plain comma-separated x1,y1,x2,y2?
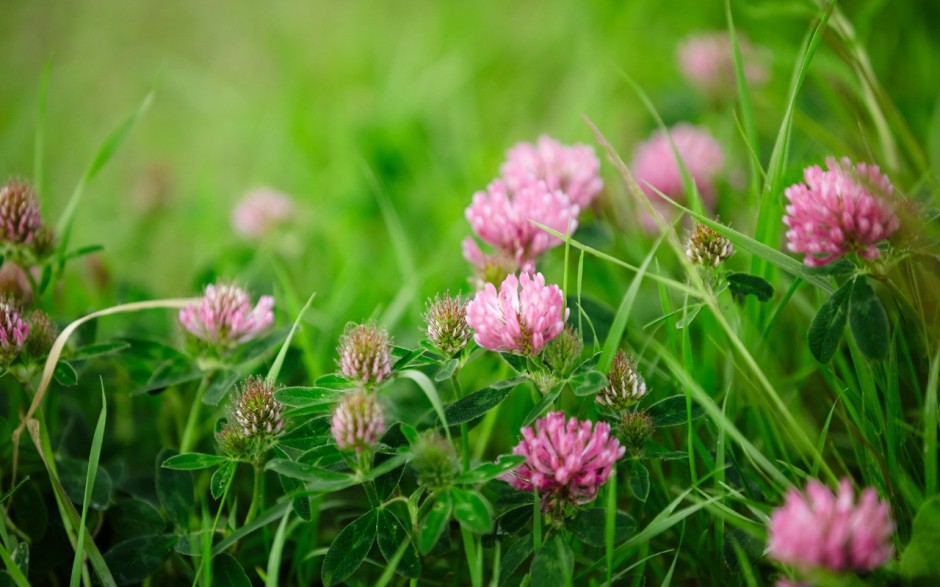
504,411,624,506
678,32,768,95
179,283,274,349
0,299,28,365
331,389,386,453
465,179,579,270
768,478,894,573
337,322,392,385
0,179,44,246
631,124,725,223
465,272,567,356
783,157,899,268
501,136,604,208
232,187,296,239
462,237,528,287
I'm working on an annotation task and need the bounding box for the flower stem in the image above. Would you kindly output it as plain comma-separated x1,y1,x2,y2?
245,460,265,526
179,375,210,453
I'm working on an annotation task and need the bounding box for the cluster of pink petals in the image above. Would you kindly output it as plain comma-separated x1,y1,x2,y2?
0,300,28,364
505,411,624,505
631,124,724,231
331,389,386,453
231,187,296,239
179,283,275,349
465,272,567,356
0,179,44,245
768,478,894,574
677,32,768,95
501,136,604,209
783,157,899,267
464,179,579,271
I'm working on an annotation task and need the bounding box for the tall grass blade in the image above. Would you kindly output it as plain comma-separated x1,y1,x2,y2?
70,385,108,587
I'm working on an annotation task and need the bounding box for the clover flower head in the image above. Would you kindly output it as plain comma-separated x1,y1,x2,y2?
232,187,296,239
465,179,579,269
462,237,527,287
179,283,274,349
504,411,624,508
0,179,45,246
232,376,284,439
0,299,28,365
783,157,899,267
25,310,57,360
686,223,734,268
631,124,725,229
331,389,386,453
501,135,604,208
596,349,647,410
540,324,583,377
216,420,255,460
616,410,654,455
411,431,459,491
337,321,392,385
424,292,472,356
677,32,768,95
768,478,894,573
465,272,568,356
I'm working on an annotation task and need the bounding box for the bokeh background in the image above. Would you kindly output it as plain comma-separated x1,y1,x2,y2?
1,0,939,370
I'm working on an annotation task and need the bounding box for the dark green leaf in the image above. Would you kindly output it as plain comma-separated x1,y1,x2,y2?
499,353,528,373
202,369,241,406
399,423,420,446
228,325,290,365
373,453,405,501
57,457,112,510
210,461,237,501
274,386,342,408
434,358,459,382
531,534,573,586
418,492,452,555
391,346,427,371
499,534,533,586
107,499,165,541
808,280,852,362
450,487,492,533
103,534,178,586
455,455,526,485
438,386,512,427
70,341,130,362
848,276,890,360
808,258,857,276
134,360,203,395
313,373,356,390
569,508,637,547
265,460,355,492
727,273,775,302
646,395,705,427
321,510,378,587
900,496,940,579
161,453,229,471
722,528,764,572
377,509,421,578
11,542,27,576
53,361,78,386
630,461,649,502
483,505,532,548
212,553,251,587
155,450,193,528
62,244,105,261
570,370,607,396
277,417,331,451
521,383,563,428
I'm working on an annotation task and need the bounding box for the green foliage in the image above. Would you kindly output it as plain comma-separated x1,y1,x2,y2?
321,510,378,587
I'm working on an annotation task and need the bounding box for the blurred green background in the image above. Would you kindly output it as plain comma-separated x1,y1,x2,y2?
1,0,939,367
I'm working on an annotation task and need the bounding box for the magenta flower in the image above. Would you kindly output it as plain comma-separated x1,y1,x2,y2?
631,124,725,229
768,478,894,574
337,322,392,385
465,272,568,356
231,187,296,239
331,389,386,453
504,411,624,507
0,299,29,365
501,136,604,209
179,283,274,349
465,179,579,270
783,157,899,267
677,32,768,96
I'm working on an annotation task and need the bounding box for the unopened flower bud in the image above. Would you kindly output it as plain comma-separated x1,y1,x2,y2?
411,431,459,491
216,420,255,460
686,223,734,268
25,310,57,360
540,324,583,377
0,179,45,246
424,293,472,356
596,350,647,410
337,322,391,385
331,389,386,453
617,411,654,455
232,376,284,440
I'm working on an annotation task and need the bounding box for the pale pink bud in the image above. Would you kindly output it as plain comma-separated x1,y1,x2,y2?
331,389,386,453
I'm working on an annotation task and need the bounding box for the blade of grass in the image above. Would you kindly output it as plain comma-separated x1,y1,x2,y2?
70,385,108,587
34,60,51,197
925,349,939,496
266,289,317,383
725,0,760,201
264,509,293,587
399,370,453,446
0,542,30,587
272,261,319,379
